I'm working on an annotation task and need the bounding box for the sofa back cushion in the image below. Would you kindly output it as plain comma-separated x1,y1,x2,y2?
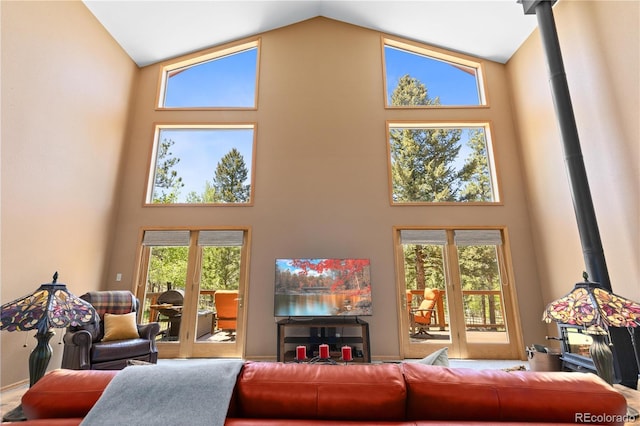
402,363,627,424
233,362,406,421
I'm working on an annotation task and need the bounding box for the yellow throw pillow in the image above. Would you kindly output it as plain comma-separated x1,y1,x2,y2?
102,312,139,341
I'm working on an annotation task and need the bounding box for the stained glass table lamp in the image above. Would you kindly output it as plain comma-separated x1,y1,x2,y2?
543,274,640,418
1,272,96,421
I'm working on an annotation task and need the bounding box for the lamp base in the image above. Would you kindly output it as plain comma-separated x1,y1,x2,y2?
29,330,54,387
2,403,26,422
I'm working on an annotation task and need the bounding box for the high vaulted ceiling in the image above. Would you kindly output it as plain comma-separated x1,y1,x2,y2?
83,0,540,67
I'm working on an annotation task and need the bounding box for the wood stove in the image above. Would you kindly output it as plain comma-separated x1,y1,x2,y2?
554,323,599,374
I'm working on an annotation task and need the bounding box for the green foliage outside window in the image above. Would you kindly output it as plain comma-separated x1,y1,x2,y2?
394,74,504,328
147,246,189,293
152,138,185,204
389,75,494,204
146,145,245,297
201,246,241,291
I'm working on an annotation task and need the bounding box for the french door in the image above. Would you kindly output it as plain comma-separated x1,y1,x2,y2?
394,227,523,359
135,228,250,358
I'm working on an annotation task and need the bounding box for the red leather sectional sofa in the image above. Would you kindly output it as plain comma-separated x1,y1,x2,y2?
15,361,628,425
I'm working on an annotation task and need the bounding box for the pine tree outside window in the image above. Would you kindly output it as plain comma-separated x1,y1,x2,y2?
383,37,485,108
146,125,256,205
387,123,498,204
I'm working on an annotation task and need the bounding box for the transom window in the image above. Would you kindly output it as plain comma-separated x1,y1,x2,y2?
159,40,259,109
387,123,498,204
146,125,256,205
383,38,485,107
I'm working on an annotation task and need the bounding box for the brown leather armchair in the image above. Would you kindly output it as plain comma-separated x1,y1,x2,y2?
62,291,160,370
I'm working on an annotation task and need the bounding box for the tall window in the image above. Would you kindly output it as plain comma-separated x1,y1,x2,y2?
383,38,485,108
159,40,259,109
387,123,498,203
146,125,256,205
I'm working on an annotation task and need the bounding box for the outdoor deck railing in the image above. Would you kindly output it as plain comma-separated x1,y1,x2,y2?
409,289,506,330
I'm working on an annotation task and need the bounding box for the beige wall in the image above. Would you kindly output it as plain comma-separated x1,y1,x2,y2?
107,17,544,362
507,0,639,339
0,0,136,387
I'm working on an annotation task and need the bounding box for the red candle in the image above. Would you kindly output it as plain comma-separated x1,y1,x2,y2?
296,346,307,361
341,346,353,362
319,344,330,359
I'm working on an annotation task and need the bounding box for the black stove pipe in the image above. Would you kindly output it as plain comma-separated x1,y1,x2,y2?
518,0,638,388
520,0,610,291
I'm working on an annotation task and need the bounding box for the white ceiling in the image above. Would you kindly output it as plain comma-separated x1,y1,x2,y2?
83,0,540,67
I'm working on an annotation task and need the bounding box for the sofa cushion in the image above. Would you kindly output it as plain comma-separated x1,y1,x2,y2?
21,369,117,421
90,338,152,363
234,362,406,421
402,363,627,424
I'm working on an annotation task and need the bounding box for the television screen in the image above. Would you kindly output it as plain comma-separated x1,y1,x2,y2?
274,258,372,317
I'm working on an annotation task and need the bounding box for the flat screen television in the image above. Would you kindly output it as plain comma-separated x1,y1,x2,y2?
274,258,372,317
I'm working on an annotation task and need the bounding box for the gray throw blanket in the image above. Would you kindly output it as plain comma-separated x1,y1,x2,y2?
81,360,244,426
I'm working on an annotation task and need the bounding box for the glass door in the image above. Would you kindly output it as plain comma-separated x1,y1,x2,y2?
136,229,249,359
395,228,523,360
395,229,458,358
189,230,246,357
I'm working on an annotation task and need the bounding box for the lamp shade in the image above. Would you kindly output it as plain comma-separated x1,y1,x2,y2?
542,279,640,388
542,281,640,329
1,272,96,333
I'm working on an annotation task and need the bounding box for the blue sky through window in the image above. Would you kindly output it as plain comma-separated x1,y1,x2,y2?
152,41,488,204
164,47,257,108
384,46,480,106
385,45,487,192
157,128,254,203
